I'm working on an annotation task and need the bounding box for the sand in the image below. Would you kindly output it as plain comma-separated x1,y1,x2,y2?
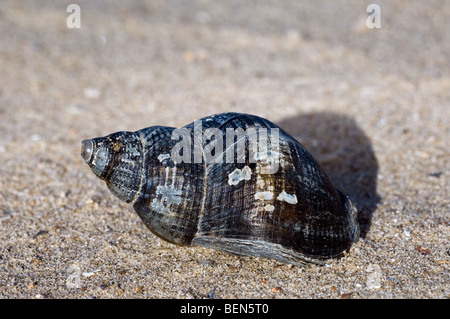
0,0,448,299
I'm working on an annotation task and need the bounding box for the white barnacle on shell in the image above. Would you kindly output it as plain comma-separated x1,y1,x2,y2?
151,167,182,213
277,190,298,205
157,153,171,162
227,165,252,186
254,191,274,201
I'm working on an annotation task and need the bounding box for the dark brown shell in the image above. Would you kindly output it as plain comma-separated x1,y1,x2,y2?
81,113,359,266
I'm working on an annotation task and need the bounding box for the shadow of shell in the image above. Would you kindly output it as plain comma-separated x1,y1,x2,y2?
278,112,380,238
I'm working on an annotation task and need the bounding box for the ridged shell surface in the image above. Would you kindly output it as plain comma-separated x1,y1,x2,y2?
81,113,359,266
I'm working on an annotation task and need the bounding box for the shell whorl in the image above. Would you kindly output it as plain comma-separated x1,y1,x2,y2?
82,112,359,266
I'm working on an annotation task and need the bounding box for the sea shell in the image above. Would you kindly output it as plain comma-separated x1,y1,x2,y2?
81,112,359,266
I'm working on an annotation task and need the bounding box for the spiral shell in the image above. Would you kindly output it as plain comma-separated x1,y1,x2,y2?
81,113,359,266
